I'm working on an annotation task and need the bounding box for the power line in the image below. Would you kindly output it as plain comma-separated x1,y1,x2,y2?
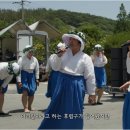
12,0,31,20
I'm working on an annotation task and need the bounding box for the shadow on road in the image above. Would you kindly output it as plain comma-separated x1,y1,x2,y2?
8,109,23,113
101,95,124,102
38,109,47,113
0,114,12,117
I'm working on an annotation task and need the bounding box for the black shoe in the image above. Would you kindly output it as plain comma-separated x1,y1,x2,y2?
0,112,9,116
97,102,103,105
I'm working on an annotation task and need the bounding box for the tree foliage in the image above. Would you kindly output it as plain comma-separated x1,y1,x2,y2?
114,3,130,33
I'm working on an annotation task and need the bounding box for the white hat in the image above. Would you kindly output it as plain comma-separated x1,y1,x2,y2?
55,42,66,54
95,44,102,48
23,45,34,53
94,44,104,51
62,31,86,51
12,63,20,75
8,62,20,76
57,42,66,50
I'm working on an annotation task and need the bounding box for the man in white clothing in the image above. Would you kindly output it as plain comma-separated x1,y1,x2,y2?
0,62,20,115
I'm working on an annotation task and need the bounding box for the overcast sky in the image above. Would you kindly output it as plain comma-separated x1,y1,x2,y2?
0,0,130,20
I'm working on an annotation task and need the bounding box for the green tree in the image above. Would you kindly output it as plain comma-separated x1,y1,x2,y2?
114,3,130,33
78,23,105,54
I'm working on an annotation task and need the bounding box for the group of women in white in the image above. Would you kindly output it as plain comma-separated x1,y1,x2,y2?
0,30,129,129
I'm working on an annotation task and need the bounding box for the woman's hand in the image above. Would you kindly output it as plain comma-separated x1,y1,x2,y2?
120,81,130,92
57,48,66,57
36,79,39,86
17,82,22,88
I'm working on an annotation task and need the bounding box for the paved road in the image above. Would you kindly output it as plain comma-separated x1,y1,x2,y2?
0,82,124,129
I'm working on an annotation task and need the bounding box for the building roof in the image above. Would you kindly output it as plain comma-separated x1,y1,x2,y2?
0,19,30,37
0,19,61,40
29,20,61,40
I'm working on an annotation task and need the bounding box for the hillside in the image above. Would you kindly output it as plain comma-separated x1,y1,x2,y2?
0,8,116,34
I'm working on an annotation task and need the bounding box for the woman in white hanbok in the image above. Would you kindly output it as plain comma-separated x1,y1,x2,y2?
17,45,39,112
39,31,96,129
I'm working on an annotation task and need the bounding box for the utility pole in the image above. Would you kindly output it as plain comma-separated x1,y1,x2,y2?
12,0,31,21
